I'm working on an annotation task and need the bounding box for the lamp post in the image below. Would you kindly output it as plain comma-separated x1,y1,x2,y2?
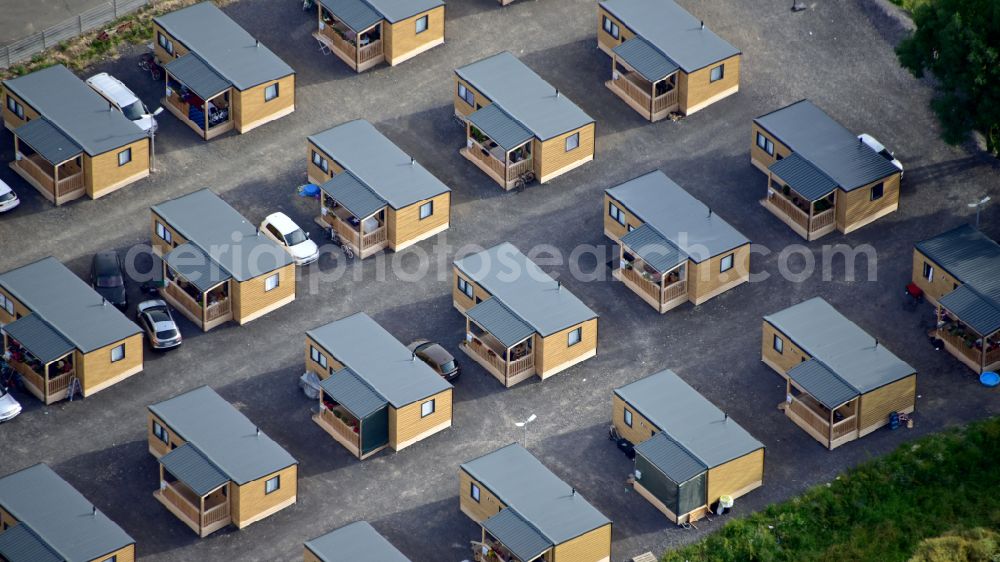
968,196,991,229
150,107,164,173
514,414,536,447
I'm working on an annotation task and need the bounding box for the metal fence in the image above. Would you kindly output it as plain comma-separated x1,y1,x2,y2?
0,0,151,69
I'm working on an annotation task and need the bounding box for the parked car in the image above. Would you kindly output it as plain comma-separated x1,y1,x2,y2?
858,133,903,176
406,339,459,381
0,180,19,213
0,383,21,423
259,212,320,266
85,72,158,134
90,250,127,311
136,299,182,350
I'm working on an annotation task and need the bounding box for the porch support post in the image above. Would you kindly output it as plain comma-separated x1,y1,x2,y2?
982,329,991,372
828,407,835,448
355,27,361,68
43,362,50,402
649,78,656,113
199,494,205,535
505,148,513,182
505,346,511,381
203,96,210,140
53,161,60,200
202,291,208,325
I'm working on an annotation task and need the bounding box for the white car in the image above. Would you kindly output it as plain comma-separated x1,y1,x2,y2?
86,72,158,134
260,212,320,266
0,384,21,423
0,180,19,213
858,133,903,176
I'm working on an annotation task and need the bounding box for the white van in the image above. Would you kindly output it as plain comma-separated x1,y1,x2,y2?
86,72,157,134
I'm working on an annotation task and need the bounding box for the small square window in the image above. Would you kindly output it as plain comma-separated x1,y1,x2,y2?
923,262,933,282
458,277,474,299
567,327,582,347
265,273,280,292
710,64,724,82
720,253,734,273
458,83,475,107
470,482,481,502
156,222,172,244
421,399,435,417
265,83,279,102
312,151,329,173
265,475,280,494
609,202,626,226
756,132,774,156
419,201,433,220
158,32,173,54
870,183,884,201
311,346,327,368
415,15,429,34
1,294,13,316
773,334,784,354
153,421,169,444
624,409,633,427
102,556,117,562
602,16,620,39
6,96,23,119
565,132,580,152
111,344,125,362
118,148,132,167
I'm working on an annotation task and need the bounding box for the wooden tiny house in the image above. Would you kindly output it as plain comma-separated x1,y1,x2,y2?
148,386,298,537
314,0,444,72
613,370,764,524
453,243,599,386
305,521,410,562
460,444,613,562
154,2,295,140
305,313,453,460
308,120,451,258
762,298,917,450
752,100,902,240
0,464,135,562
2,65,149,205
0,257,143,404
454,52,596,189
913,225,1000,374
151,189,296,331
598,0,741,120
605,171,750,313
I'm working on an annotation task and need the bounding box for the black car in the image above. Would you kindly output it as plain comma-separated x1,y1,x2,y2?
90,251,127,310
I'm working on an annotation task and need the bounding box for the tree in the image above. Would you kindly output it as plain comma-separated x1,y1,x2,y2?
896,0,1000,155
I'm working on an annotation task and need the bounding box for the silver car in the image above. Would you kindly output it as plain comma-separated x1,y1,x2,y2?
0,385,21,423
137,300,183,350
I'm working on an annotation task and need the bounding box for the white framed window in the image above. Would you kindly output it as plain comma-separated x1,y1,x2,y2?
102,556,117,562
870,182,884,201
609,202,626,226
457,276,474,299
565,132,580,152
773,334,783,354
265,273,280,292
6,95,24,119
567,327,582,347
720,253,734,273
312,151,329,173
265,475,280,494
624,409,633,427
419,201,433,220
265,83,279,102
710,64,724,82
415,15,429,34
153,421,169,444
756,132,774,156
157,31,173,54
118,148,132,167
310,346,328,368
155,221,173,244
111,344,125,362
457,83,475,107
923,262,934,282
470,482,481,502
421,399,435,418
602,16,620,39
0,293,13,316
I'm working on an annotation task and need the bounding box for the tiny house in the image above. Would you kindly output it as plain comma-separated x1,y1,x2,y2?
154,2,295,140
1,64,149,205
306,312,452,459
454,52,595,190
0,257,143,404
308,120,451,258
0,464,135,562
151,189,296,331
763,298,916,450
605,170,750,313
752,100,902,240
314,0,444,72
613,370,764,524
913,225,1000,374
460,443,612,562
598,0,740,120
148,386,298,537
453,242,599,387
305,521,410,562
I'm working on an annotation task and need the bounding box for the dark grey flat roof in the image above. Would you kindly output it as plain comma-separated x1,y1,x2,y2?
482,508,552,562
307,313,451,408
163,242,232,293
2,314,74,363
321,171,387,220
620,224,685,274
155,2,294,91
467,104,534,152
3,65,145,157
309,120,451,210
0,522,62,562
164,53,231,100
613,37,678,82
788,359,859,409
600,0,739,72
461,444,610,546
765,297,916,393
14,117,82,164
454,242,598,337
607,170,750,262
159,443,230,497
305,521,410,562
615,369,762,468
319,0,382,31
0,464,134,562
319,367,388,419
939,284,1000,336
153,189,293,282
366,0,443,22
0,257,141,354
149,386,298,485
456,52,594,141
768,152,838,202
754,100,900,191
634,432,706,484
467,297,536,349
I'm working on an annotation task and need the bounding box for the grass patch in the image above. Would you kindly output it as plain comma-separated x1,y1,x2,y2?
888,0,932,13
662,417,1000,562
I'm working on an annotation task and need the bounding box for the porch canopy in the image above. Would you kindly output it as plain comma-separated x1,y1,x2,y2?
321,171,387,220
164,242,232,293
2,314,74,364
14,118,83,165
939,284,1000,338
620,224,685,273
482,508,553,562
160,443,229,497
612,37,678,82
787,359,859,410
633,431,707,516
466,298,535,349
768,153,838,202
467,104,533,152
319,367,388,419
0,522,61,562
319,0,382,31
164,54,232,101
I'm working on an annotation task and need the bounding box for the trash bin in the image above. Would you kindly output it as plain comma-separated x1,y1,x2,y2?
714,495,734,515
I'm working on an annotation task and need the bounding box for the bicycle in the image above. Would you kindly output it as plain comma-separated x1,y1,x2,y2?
326,226,356,261
513,170,536,193
138,52,163,81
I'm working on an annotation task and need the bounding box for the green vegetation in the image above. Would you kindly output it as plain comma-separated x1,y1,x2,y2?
661,417,1000,562
910,528,1000,562
895,0,1000,155
888,0,931,12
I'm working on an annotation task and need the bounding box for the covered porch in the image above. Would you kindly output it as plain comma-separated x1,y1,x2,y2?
606,38,679,121
313,368,389,459
155,444,232,537
613,224,688,313
784,360,860,450
320,172,389,258
11,119,85,205
460,104,534,190
935,289,1000,374
314,0,384,72
474,508,552,562
161,243,233,331
460,298,536,387
163,54,234,140
2,315,77,404
763,154,837,240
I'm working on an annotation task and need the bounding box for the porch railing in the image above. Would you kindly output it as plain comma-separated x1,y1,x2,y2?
331,216,361,249
466,337,507,374
358,40,383,64
161,482,201,524
201,499,230,527
610,75,651,109
165,282,202,321
831,415,858,441
663,278,687,302
466,138,507,180
319,28,356,60
17,364,45,396
619,265,661,302
507,157,532,182
811,208,835,231
362,225,387,249
987,346,1000,367
47,371,72,395
767,192,810,231
652,89,678,113
319,406,360,449
16,156,55,194
205,298,231,322
787,395,831,439
507,352,534,378
938,329,983,365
